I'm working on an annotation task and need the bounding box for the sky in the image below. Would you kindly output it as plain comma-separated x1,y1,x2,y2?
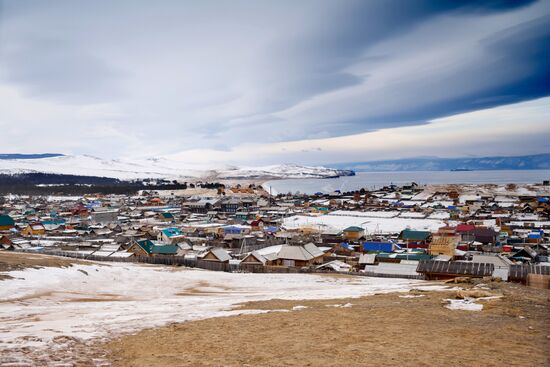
0,0,549,166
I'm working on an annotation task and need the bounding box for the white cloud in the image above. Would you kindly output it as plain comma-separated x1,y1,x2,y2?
164,97,550,165
0,0,548,160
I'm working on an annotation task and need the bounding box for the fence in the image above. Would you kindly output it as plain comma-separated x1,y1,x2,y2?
16,249,426,279
509,264,550,283
417,260,494,278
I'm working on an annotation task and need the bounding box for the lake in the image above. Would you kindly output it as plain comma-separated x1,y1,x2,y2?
263,170,550,195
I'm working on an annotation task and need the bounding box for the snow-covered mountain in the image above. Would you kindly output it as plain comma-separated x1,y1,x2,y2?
330,153,550,172
0,154,354,180
218,164,353,179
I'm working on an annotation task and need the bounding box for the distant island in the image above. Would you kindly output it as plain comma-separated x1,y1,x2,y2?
330,153,550,172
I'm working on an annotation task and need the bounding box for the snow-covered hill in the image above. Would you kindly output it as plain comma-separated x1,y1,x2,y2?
0,154,353,180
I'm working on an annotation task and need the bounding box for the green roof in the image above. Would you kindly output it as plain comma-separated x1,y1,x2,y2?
343,226,364,232
376,252,432,261
0,215,15,227
400,229,431,241
161,212,174,219
136,239,178,254
151,245,178,254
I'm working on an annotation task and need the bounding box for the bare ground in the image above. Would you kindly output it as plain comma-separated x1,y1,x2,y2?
107,282,550,367
0,251,90,280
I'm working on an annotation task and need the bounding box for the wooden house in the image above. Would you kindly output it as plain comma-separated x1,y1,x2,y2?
250,219,264,232
127,239,178,256
273,243,324,267
0,235,14,250
21,223,46,237
0,215,15,231
240,251,268,265
399,229,431,248
428,235,459,256
342,226,365,241
158,227,185,243
158,212,175,222
202,248,232,263
91,208,119,224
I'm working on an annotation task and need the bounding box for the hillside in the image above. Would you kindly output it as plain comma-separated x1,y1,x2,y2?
0,154,354,180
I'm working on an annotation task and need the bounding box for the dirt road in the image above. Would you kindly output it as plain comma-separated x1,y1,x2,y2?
108,282,550,367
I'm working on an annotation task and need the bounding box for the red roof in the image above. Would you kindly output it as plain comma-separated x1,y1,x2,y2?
456,224,475,232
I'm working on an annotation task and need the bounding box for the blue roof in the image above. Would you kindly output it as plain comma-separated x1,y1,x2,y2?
161,227,183,237
363,241,394,252
340,242,354,250
42,219,66,225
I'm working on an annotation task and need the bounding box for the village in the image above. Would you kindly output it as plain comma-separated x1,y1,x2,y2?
1,180,549,285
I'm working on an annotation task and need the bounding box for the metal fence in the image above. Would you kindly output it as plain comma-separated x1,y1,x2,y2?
509,264,550,283
416,260,494,277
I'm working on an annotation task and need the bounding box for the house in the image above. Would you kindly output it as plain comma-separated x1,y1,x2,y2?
71,203,89,217
147,197,165,206
428,235,459,256
21,223,46,237
510,246,538,263
0,215,15,231
0,235,14,250
456,224,476,241
363,241,397,252
202,248,232,263
342,226,365,241
91,208,119,224
221,198,241,213
316,260,352,272
158,227,185,243
184,198,220,214
158,212,175,222
222,225,245,236
473,227,498,244
241,251,268,265
127,239,178,256
399,229,432,248
92,243,123,257
274,243,324,267
359,253,377,265
250,219,264,231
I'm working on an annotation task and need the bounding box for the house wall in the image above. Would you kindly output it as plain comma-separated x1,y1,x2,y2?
128,244,148,256
203,252,222,261
344,231,363,240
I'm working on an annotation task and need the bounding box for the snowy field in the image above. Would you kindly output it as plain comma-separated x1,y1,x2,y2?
0,261,445,365
283,212,458,233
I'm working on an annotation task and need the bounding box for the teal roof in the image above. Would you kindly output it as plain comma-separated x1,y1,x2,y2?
0,215,15,227
136,239,178,255
161,227,183,237
400,229,431,241
376,252,432,261
42,219,66,225
161,212,174,219
151,245,179,254
343,226,364,232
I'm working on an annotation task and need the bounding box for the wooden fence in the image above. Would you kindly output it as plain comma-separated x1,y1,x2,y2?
416,260,494,278
15,249,426,279
509,264,550,283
